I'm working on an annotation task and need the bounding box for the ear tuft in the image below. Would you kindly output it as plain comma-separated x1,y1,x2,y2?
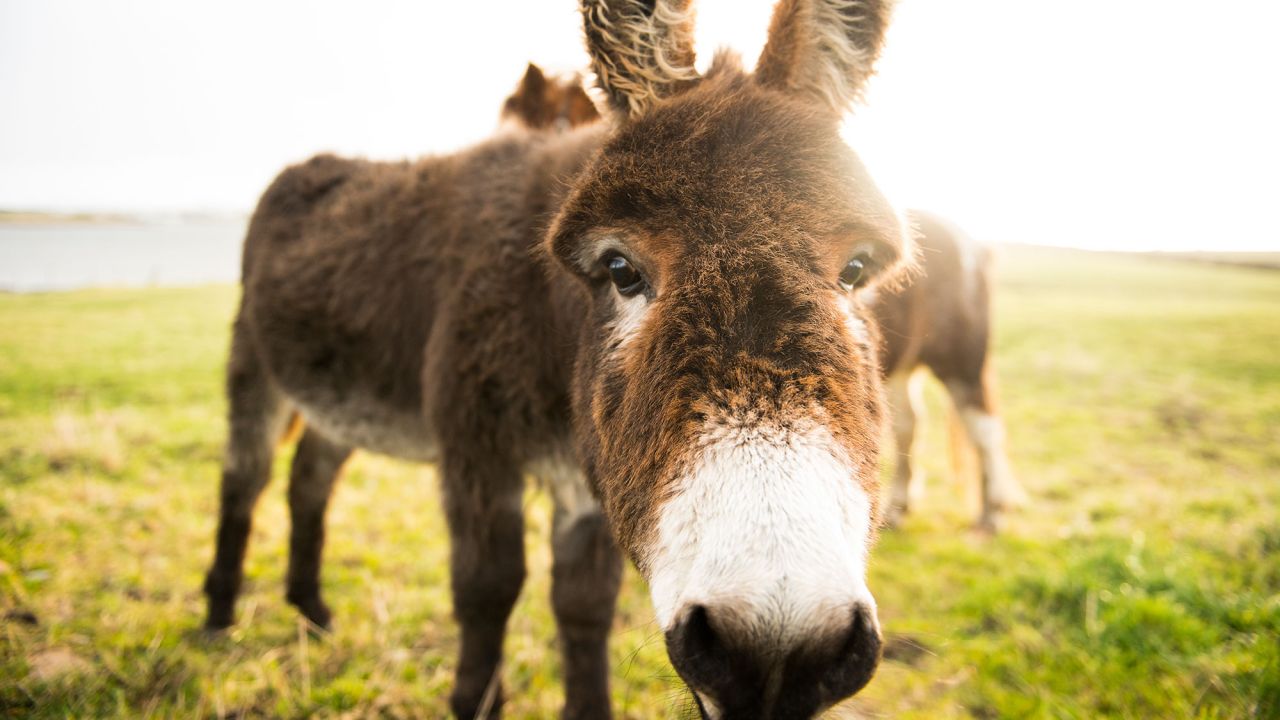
502,62,551,128
520,62,548,96
581,0,700,117
755,0,895,115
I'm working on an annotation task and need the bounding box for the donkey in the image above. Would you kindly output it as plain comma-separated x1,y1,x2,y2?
872,211,1027,532
204,1,912,717
502,70,1026,532
499,63,599,134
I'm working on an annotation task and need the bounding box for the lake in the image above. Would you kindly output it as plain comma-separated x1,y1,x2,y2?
0,219,246,291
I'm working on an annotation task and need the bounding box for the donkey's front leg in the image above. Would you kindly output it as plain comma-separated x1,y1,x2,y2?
204,320,291,630
443,451,527,719
550,472,622,720
886,370,926,527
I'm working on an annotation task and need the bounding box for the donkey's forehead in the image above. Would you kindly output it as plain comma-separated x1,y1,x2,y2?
582,78,895,243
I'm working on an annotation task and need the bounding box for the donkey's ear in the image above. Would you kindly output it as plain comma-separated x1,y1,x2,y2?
755,0,894,115
581,0,699,117
502,63,550,127
519,62,548,98
565,76,604,127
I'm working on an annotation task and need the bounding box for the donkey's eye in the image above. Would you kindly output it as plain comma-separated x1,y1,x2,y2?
838,254,872,291
604,254,647,297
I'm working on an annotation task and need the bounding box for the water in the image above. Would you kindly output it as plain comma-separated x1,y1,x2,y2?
0,219,247,291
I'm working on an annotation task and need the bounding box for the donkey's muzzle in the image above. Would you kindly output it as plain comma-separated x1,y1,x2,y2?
665,601,882,718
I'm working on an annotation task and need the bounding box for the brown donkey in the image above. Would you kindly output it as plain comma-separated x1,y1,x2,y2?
204,1,912,717
872,211,1027,532
503,70,1026,532
499,63,599,134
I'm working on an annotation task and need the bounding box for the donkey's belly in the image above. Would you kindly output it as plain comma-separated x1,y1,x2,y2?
292,394,440,463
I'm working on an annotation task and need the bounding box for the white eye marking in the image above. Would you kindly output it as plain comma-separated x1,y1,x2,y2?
837,292,873,349
855,285,880,307
607,292,650,355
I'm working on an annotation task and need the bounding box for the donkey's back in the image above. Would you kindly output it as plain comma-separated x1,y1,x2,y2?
239,153,434,457
235,130,596,460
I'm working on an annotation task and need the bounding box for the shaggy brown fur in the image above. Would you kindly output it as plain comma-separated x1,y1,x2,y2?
505,68,1025,532
581,0,699,115
204,1,906,717
756,0,894,113
547,60,906,562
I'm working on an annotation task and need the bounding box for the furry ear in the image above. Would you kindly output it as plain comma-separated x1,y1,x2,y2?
581,0,699,117
564,76,603,127
519,62,548,98
754,0,894,115
502,63,549,126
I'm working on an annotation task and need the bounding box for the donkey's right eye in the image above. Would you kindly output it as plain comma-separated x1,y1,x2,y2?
604,254,647,297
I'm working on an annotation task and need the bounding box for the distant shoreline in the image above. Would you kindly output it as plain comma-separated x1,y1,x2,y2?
0,217,247,292
0,210,248,226
1140,251,1280,271
0,210,141,226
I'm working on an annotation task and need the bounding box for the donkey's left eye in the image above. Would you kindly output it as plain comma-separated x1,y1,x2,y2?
838,254,872,291
604,254,647,297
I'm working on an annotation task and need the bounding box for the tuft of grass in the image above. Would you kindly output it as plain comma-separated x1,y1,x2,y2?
2,247,1279,718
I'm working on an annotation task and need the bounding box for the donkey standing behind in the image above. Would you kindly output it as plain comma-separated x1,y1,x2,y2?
205,1,913,717
505,67,1027,532
871,211,1027,531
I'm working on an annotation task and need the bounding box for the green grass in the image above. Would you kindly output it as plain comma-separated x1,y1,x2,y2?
2,247,1278,718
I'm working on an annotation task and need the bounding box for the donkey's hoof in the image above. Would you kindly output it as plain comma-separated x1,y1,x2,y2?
1002,485,1031,510
287,594,332,632
974,513,1004,536
451,689,504,720
204,602,236,632
204,617,232,632
299,607,332,633
202,620,233,637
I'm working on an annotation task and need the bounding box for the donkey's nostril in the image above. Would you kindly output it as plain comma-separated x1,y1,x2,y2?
810,603,882,703
664,604,742,696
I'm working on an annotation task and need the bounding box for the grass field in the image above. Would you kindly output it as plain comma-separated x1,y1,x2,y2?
2,246,1278,718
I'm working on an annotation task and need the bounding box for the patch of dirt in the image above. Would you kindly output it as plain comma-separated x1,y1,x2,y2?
27,648,93,681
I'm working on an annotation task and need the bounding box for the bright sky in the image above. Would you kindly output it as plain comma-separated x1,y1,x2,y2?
2,0,1278,251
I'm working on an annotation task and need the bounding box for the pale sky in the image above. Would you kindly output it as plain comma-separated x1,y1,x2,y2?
2,0,1278,251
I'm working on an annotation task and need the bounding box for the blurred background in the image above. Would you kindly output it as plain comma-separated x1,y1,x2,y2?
2,2,1278,718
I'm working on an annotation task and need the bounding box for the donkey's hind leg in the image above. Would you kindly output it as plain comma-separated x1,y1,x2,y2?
205,321,292,630
285,428,352,630
943,370,1026,533
886,369,927,527
442,449,527,719
548,465,622,719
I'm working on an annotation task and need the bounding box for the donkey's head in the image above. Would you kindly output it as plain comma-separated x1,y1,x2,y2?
550,1,909,715
500,62,600,131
